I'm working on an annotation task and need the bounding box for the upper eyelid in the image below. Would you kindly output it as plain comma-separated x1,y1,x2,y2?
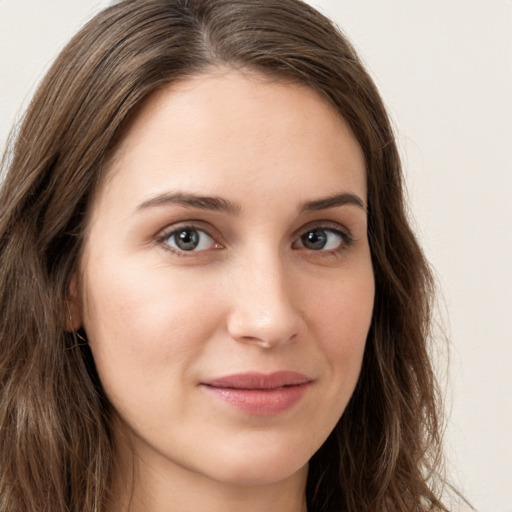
156,218,353,236
293,220,352,239
158,221,218,240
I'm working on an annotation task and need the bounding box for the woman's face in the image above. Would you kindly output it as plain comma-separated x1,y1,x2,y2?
75,70,374,490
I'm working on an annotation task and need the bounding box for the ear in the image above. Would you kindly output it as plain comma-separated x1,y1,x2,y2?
66,273,83,332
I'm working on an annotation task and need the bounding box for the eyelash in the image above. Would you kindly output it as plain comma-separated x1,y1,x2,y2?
293,225,354,256
156,222,354,258
156,224,220,257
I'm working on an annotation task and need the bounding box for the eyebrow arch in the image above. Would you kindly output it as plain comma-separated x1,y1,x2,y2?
299,192,366,213
137,192,241,215
137,190,365,216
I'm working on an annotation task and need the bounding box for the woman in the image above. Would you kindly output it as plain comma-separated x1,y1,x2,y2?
0,0,452,511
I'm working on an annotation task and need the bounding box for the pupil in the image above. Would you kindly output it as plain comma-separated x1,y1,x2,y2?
176,228,199,250
302,229,327,250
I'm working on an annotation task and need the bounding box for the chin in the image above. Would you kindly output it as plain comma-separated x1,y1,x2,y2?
210,464,308,488
197,441,311,487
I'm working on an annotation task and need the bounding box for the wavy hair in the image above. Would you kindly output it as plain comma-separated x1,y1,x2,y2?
0,1,447,511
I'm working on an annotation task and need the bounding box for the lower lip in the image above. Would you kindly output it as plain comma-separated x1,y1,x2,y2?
201,383,310,415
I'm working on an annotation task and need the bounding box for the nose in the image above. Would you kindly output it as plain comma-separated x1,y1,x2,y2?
226,252,302,349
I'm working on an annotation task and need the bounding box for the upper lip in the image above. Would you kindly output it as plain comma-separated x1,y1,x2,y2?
201,371,313,390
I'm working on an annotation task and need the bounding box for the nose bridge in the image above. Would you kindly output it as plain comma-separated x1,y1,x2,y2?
226,246,300,347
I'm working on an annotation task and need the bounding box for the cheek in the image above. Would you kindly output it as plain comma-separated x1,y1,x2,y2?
84,250,214,334
79,253,222,398
307,263,374,379
290,264,373,450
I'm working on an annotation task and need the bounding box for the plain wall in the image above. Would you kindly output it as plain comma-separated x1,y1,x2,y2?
1,1,511,511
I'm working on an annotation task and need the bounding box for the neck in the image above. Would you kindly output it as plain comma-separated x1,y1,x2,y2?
110,432,308,512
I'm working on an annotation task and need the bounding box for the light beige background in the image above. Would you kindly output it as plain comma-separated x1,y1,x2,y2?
1,1,511,511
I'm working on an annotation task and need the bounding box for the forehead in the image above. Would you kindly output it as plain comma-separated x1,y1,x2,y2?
94,70,366,214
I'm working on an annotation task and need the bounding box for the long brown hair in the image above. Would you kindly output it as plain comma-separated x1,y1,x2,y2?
0,1,448,510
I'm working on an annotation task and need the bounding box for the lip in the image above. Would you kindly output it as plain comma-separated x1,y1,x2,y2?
200,371,313,415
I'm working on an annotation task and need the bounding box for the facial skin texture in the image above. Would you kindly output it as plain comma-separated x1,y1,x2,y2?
73,70,375,512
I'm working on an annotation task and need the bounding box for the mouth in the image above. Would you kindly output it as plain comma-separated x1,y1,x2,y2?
200,371,313,415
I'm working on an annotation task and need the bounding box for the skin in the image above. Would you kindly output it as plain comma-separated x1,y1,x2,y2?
72,69,375,512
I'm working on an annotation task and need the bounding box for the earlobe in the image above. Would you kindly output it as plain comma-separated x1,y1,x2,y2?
66,274,83,331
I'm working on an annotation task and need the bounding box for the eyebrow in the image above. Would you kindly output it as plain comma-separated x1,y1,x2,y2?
137,192,241,215
299,192,366,213
137,191,365,215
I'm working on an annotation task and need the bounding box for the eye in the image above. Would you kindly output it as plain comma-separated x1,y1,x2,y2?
161,226,218,253
294,227,350,252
